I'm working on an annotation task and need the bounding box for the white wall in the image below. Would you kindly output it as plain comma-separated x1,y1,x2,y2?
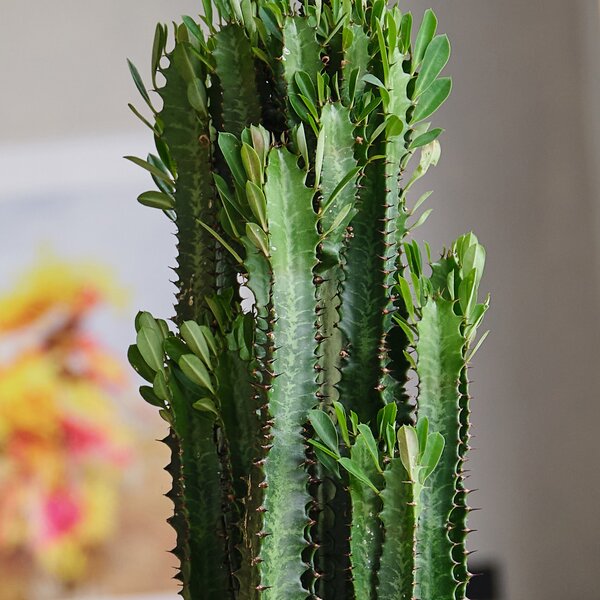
2,1,600,598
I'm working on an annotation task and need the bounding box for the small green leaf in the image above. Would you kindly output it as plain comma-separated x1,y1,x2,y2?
140,385,165,408
128,103,156,133
412,77,452,122
182,15,206,43
411,190,433,215
385,423,396,458
308,438,340,460
398,425,419,480
181,321,213,368
462,241,486,284
415,417,429,458
198,220,243,264
458,268,477,319
246,181,268,231
199,325,218,355
137,191,175,210
179,354,215,392
309,410,340,456
320,167,361,216
137,327,164,372
357,424,381,472
412,9,437,72
294,71,317,104
135,311,158,334
420,432,445,483
241,143,263,185
314,127,325,190
414,34,451,97
127,59,156,113
410,128,444,149
410,208,433,231
398,277,415,321
314,446,341,478
187,78,208,114
295,124,309,168
386,114,404,138
339,458,379,494
151,24,166,88
323,203,354,238
399,12,413,54
163,336,189,363
394,315,415,345
362,73,385,89
218,133,246,188
153,371,170,401
124,156,174,185
350,411,359,436
466,330,490,362
403,349,417,371
333,401,351,447
298,94,319,122
128,344,155,383
378,402,398,440
246,222,269,256
193,397,220,418
356,96,383,122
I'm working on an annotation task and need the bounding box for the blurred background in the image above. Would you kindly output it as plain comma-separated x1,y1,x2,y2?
1,1,599,599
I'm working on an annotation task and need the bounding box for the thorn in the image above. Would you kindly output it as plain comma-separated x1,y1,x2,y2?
256,531,271,538
251,557,263,566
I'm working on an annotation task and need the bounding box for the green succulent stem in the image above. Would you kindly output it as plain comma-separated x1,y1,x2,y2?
128,4,488,600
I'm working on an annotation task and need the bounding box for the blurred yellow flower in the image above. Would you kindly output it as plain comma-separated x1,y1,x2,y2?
0,255,131,583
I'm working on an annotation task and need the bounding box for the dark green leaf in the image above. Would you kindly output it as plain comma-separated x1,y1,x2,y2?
182,15,205,43
399,12,413,54
410,128,444,149
362,73,385,89
246,181,268,230
181,321,213,368
197,220,243,263
398,425,419,480
357,424,381,472
412,77,452,122
385,423,396,457
193,397,220,418
241,143,263,185
163,336,189,363
246,222,269,256
218,133,246,188
153,371,170,401
179,354,214,392
140,385,165,407
333,401,351,447
414,34,451,97
314,446,341,478
309,410,340,456
420,432,445,483
124,156,174,184
413,9,438,71
338,458,379,494
308,437,340,460
187,79,208,115
137,190,175,210
128,344,155,383
137,327,164,372
416,417,429,458
127,59,156,113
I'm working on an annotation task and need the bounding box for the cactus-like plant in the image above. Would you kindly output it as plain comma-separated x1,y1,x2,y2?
126,1,489,599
